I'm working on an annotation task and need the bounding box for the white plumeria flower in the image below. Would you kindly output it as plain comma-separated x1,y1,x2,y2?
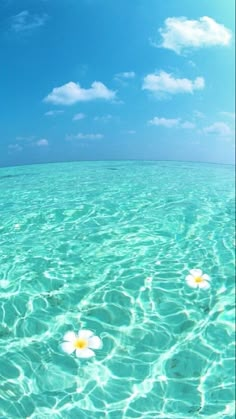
185,269,211,290
61,329,102,358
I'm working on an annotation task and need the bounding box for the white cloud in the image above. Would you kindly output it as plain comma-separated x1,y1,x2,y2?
181,121,195,129
44,81,116,105
220,112,235,119
8,144,22,152
12,137,49,148
45,110,64,116
158,16,232,54
188,60,196,68
193,110,205,119
149,117,180,127
112,99,125,105
203,122,232,136
143,71,205,96
36,139,48,146
66,133,104,140
115,71,136,80
148,117,195,129
16,135,35,142
11,10,48,32
94,114,113,122
73,113,86,121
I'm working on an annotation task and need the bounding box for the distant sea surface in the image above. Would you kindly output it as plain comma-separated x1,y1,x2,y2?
0,161,235,418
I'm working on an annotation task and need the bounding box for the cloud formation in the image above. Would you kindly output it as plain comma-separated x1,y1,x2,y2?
115,71,136,80
94,114,113,122
181,121,195,129
158,16,232,54
10,10,48,32
44,81,116,105
36,139,48,146
73,113,86,121
45,110,64,116
149,117,179,127
16,135,35,142
126,130,136,134
66,133,104,140
8,144,23,152
202,122,232,136
193,110,205,119
220,112,235,119
143,71,204,96
148,117,195,129
11,136,49,149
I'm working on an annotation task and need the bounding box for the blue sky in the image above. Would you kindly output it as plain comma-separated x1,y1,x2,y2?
0,0,235,167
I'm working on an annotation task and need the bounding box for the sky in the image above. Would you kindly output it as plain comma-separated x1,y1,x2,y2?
0,0,235,167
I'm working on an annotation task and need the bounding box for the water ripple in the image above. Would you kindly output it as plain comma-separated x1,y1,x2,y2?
0,161,235,418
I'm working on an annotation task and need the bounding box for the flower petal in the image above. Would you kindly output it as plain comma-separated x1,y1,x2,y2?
185,275,194,282
199,280,211,289
190,269,202,277
78,330,94,339
186,277,198,288
88,336,103,350
61,341,75,354
63,331,76,342
202,274,211,281
76,348,95,358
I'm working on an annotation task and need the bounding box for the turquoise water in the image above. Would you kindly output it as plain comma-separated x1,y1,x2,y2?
0,160,235,419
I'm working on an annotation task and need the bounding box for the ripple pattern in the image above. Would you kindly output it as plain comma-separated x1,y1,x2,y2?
0,161,235,418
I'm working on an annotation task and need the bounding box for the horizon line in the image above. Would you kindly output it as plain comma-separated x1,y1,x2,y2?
0,159,235,170
0,158,235,170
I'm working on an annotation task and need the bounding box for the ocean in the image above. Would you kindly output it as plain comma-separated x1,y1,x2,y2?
0,161,235,418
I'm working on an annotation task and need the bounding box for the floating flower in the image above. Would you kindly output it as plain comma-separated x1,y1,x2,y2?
185,269,211,289
61,330,102,358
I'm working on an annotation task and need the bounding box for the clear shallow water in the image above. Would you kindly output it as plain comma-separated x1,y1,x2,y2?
0,160,235,419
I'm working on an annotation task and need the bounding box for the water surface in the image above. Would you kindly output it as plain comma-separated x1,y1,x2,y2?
0,161,235,418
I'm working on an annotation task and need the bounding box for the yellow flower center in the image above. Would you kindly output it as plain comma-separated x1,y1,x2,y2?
74,338,88,350
195,276,203,283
